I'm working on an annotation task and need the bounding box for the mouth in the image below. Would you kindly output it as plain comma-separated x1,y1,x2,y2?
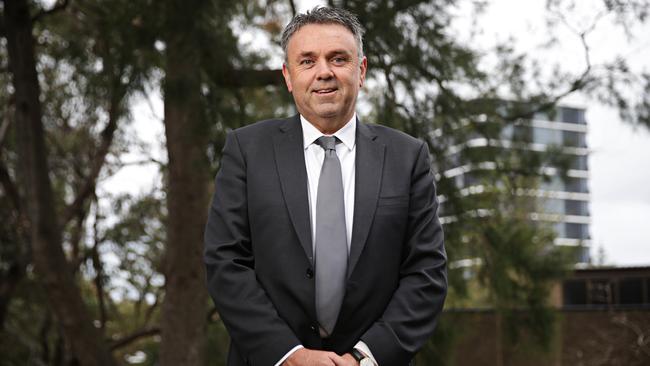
312,87,338,95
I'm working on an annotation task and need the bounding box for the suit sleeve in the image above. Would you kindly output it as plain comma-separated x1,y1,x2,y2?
361,141,448,365
204,131,300,366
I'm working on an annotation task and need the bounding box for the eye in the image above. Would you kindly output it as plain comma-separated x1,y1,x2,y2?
299,59,314,66
331,56,348,64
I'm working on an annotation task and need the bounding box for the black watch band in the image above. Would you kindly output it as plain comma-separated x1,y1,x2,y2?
350,348,365,362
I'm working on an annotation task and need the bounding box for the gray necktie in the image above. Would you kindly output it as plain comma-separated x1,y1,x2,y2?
314,136,348,336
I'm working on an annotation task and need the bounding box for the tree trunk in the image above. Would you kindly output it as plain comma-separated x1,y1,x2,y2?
3,0,114,365
159,1,209,365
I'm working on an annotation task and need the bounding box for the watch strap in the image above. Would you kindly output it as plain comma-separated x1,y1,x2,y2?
350,348,365,362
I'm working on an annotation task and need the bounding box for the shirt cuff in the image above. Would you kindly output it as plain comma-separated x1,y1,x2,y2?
274,344,303,366
354,341,379,366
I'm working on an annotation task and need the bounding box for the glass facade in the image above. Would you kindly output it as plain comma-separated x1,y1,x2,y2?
566,223,589,239
540,176,589,193
542,198,589,216
563,130,587,148
562,107,586,124
534,106,586,124
443,106,591,262
565,199,589,216
570,155,588,170
534,127,564,145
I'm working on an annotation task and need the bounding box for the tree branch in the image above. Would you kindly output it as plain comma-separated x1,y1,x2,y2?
36,309,52,363
0,126,30,332
109,327,160,351
0,117,11,149
31,0,70,24
0,259,28,329
0,160,22,214
68,209,86,273
143,290,160,327
288,0,297,17
91,198,108,331
468,8,600,124
493,4,607,122
61,82,125,227
118,157,166,168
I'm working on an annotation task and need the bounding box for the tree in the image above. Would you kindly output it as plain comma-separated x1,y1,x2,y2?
1,0,286,363
1,0,156,363
158,0,212,363
157,1,290,364
3,0,115,364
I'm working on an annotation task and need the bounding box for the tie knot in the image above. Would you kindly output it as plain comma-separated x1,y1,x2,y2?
316,136,338,151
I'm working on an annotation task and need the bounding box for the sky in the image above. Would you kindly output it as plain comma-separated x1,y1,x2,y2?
107,0,650,266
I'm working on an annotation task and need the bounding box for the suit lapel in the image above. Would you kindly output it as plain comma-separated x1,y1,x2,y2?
348,121,385,277
273,115,314,263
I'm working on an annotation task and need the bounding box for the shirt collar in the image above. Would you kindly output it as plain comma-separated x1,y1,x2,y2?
300,113,357,151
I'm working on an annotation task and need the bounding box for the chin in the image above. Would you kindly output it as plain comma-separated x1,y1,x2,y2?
313,106,342,119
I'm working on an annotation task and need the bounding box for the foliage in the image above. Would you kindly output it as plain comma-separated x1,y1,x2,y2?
1,0,159,362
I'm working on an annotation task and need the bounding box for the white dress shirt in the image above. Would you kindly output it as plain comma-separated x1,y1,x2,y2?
274,114,378,365
302,114,356,251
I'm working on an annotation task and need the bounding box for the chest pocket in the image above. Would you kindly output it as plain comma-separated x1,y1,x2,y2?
376,195,409,215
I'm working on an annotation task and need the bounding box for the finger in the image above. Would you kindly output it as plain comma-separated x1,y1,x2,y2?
327,352,347,366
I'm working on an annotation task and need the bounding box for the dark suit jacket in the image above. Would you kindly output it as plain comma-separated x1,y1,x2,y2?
204,115,447,366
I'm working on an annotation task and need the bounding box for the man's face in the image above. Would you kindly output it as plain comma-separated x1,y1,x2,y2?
282,23,367,127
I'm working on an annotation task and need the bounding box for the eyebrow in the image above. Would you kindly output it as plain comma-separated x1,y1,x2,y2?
296,49,352,59
327,50,351,58
297,51,317,59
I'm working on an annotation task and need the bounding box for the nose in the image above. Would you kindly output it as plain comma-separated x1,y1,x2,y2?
315,59,334,81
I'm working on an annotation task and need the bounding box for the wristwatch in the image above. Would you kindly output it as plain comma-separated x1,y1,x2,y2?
350,348,373,366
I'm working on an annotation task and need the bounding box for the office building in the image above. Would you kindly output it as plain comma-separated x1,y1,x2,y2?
440,105,590,263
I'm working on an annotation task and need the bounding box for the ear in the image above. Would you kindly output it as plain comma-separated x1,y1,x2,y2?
358,56,368,88
282,63,293,92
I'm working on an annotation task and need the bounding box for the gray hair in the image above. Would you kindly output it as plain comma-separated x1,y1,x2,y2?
281,6,365,62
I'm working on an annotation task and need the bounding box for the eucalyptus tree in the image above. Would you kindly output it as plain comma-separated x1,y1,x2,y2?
1,0,157,363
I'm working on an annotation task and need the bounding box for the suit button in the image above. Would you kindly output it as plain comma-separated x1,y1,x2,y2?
306,268,314,278
310,325,317,333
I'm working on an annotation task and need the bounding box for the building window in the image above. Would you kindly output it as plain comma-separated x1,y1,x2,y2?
512,125,533,143
533,127,563,145
565,177,589,193
565,200,589,216
563,275,650,308
464,172,478,186
619,278,644,305
563,130,587,148
565,223,589,239
540,176,588,193
561,107,586,124
589,279,615,305
541,198,588,216
577,246,590,264
563,280,587,305
570,155,588,170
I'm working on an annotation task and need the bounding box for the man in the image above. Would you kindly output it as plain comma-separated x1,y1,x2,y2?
204,7,447,366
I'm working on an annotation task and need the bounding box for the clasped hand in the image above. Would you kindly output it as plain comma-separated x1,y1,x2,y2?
283,348,358,366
